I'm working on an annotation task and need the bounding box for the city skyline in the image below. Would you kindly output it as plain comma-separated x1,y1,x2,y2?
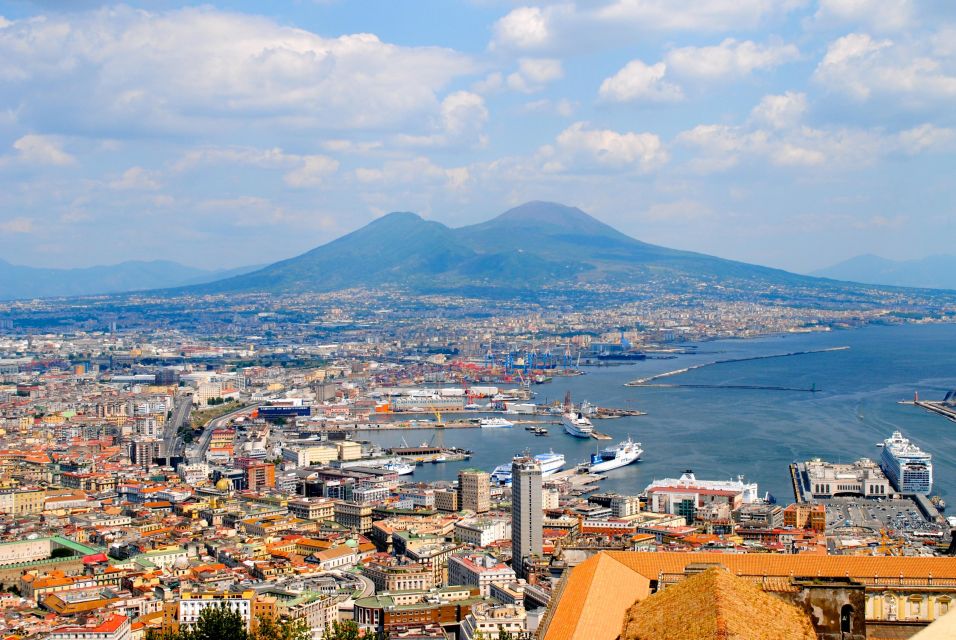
0,1,953,273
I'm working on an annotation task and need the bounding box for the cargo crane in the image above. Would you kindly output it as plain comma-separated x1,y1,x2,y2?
564,343,573,370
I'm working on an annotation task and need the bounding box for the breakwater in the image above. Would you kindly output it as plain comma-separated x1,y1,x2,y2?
624,346,849,386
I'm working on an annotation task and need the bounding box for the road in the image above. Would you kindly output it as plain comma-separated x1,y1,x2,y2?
190,403,254,464
162,395,192,460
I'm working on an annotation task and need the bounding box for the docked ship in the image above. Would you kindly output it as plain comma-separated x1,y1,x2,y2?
588,437,642,473
879,430,933,495
491,451,566,485
562,411,593,438
382,460,416,476
561,391,593,438
480,417,515,428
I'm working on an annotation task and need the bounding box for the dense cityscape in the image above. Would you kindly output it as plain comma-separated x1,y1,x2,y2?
0,293,954,639
3,0,956,638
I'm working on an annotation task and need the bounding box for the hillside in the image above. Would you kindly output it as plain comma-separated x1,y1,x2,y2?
812,254,956,291
194,201,835,296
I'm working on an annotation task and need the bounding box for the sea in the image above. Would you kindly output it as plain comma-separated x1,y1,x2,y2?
358,322,956,503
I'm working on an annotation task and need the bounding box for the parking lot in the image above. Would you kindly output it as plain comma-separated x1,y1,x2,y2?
822,496,948,539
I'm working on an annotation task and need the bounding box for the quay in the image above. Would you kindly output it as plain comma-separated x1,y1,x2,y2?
624,346,849,386
634,383,819,392
900,400,956,423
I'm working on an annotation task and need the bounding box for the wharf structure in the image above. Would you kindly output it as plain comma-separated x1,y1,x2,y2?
792,458,892,501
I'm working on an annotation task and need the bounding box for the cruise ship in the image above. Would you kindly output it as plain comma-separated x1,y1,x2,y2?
879,430,933,495
491,451,566,485
480,417,514,428
562,411,593,438
588,437,642,473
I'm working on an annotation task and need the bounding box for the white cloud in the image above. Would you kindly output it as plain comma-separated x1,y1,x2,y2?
596,0,806,32
813,0,915,32
665,38,800,80
679,93,947,172
813,32,956,106
172,145,339,188
0,217,34,234
12,134,74,165
283,156,340,187
598,60,683,103
490,1,805,53
749,91,807,129
0,7,476,135
897,124,956,154
109,166,160,190
355,157,470,191
491,6,555,50
506,58,564,93
539,121,667,173
395,91,489,148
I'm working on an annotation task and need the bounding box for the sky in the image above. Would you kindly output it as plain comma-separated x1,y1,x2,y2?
0,0,953,274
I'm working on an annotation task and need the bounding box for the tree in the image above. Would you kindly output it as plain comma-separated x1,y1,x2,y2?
146,606,249,640
189,606,249,640
253,616,310,640
323,620,360,640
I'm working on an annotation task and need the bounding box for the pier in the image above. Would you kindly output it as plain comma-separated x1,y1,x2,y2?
900,400,956,423
635,383,819,392
625,346,849,386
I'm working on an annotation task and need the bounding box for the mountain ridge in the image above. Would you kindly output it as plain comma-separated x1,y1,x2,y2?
189,201,852,297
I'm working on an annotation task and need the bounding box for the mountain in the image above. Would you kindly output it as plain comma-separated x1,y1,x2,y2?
0,259,260,300
812,254,956,291
194,201,836,297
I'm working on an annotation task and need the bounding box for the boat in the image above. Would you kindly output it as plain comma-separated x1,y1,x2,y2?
533,427,549,436
562,411,593,438
382,460,415,475
879,430,933,495
480,417,515,428
932,495,947,511
536,450,566,476
432,455,447,464
587,437,642,473
490,451,566,485
561,391,593,438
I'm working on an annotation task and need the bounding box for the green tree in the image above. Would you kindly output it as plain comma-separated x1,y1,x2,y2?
253,616,310,640
323,620,360,640
189,606,249,640
146,606,250,640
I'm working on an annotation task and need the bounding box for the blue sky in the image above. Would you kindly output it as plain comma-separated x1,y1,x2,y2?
0,0,953,273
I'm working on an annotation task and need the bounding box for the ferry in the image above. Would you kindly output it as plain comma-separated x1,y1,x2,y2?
879,430,933,495
562,411,593,438
491,451,566,485
480,417,515,429
588,437,642,473
382,460,415,476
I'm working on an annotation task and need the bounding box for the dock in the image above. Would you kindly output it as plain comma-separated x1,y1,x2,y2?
900,400,956,423
546,467,605,496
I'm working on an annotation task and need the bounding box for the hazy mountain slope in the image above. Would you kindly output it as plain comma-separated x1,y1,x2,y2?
0,259,258,300
812,254,956,290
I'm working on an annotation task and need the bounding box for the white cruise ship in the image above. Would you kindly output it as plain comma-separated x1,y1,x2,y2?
491,451,566,485
879,430,933,495
588,437,642,473
562,411,593,438
480,417,514,428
